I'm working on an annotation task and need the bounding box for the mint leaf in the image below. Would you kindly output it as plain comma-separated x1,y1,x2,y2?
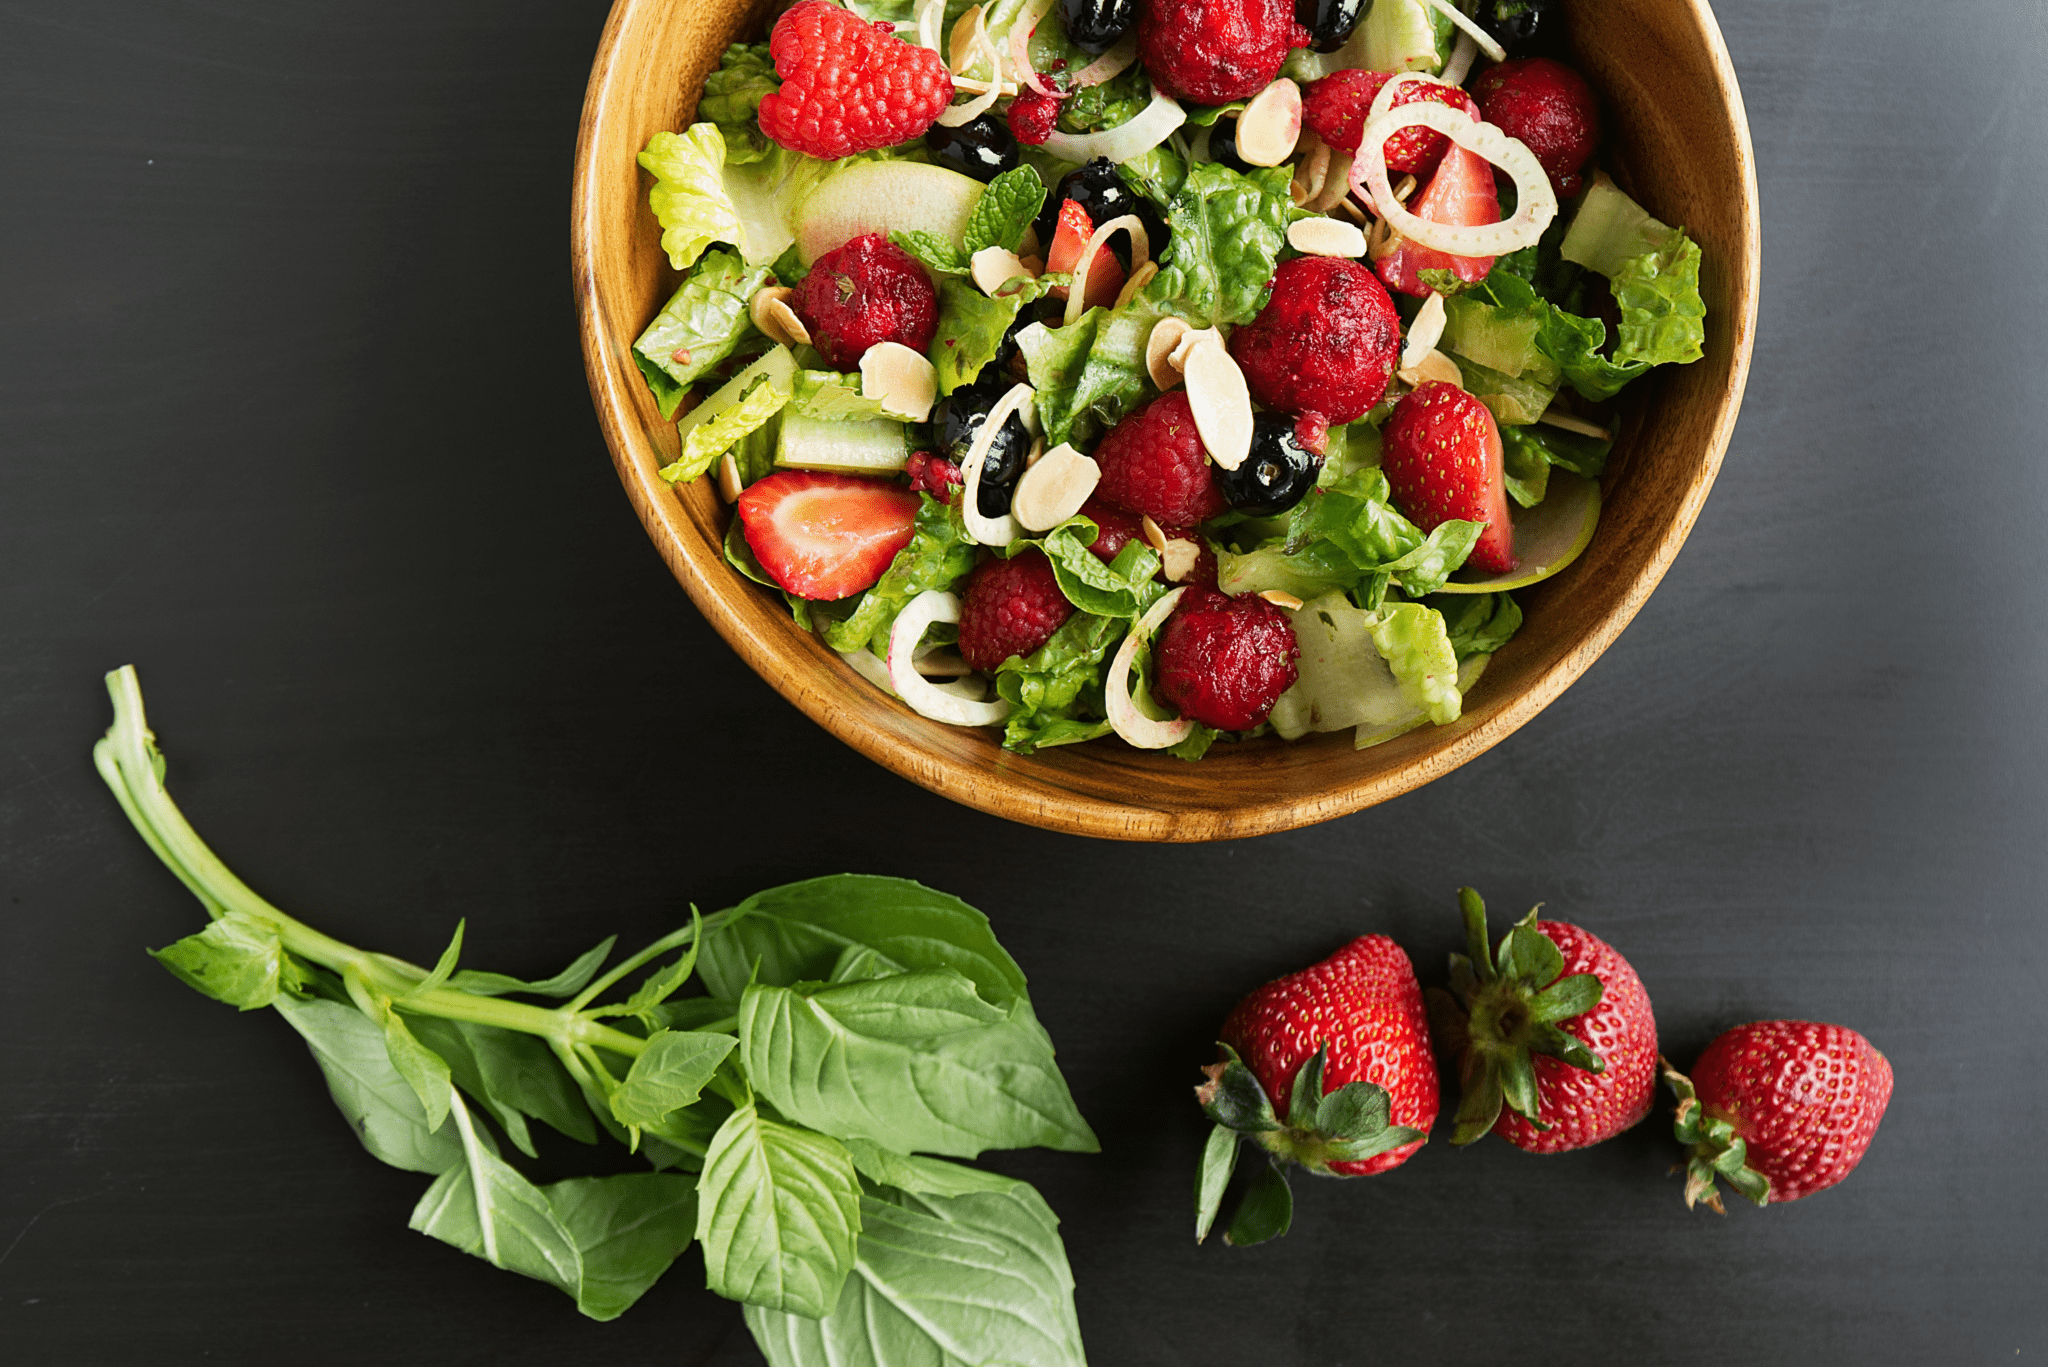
745,1183,1086,1367
697,875,1033,1014
274,995,465,1175
890,228,971,276
695,1102,863,1316
739,971,1098,1158
964,166,1047,254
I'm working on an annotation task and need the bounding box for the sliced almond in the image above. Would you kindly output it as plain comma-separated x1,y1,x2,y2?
1139,514,1169,556
1158,536,1202,583
970,244,1033,296
1114,259,1159,310
1181,333,1253,471
1287,217,1369,258
1396,347,1464,390
1010,442,1101,532
1146,316,1191,390
859,341,938,422
1538,407,1612,440
1026,436,1045,467
1400,291,1448,371
1259,589,1305,611
716,452,743,504
750,286,810,347
1235,78,1302,167
1169,325,1220,372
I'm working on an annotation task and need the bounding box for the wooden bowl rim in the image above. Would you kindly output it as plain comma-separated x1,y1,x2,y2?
569,0,1760,843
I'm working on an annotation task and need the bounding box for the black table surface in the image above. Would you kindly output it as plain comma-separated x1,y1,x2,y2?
5,2,2044,1363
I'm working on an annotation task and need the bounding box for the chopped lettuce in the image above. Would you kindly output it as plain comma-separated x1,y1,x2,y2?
1498,423,1610,514
697,43,779,165
791,370,887,422
1116,145,1187,212
1059,67,1151,134
819,496,979,655
1003,522,1165,619
1444,350,1560,427
1016,303,1161,447
1139,161,1300,328
662,346,796,483
638,126,833,270
1612,229,1707,366
1218,467,1480,604
1434,592,1523,661
631,249,776,419
929,273,1063,395
1370,601,1462,725
1559,175,1672,278
991,611,1126,754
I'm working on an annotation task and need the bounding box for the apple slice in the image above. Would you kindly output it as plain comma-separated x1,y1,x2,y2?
1433,470,1601,594
794,160,986,268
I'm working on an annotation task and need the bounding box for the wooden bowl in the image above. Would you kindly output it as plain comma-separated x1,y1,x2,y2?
571,0,1758,842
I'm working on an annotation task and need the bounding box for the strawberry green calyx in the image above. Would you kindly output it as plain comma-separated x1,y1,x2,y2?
1661,1056,1771,1214
1427,887,1607,1146
1192,1041,1421,1247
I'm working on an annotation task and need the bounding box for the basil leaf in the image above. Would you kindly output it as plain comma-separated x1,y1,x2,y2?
543,1173,700,1321
150,915,301,1009
697,875,1033,1014
695,1101,863,1316
609,1029,738,1137
410,1094,584,1300
409,1015,599,1156
840,1140,1028,1198
740,971,1098,1158
745,1184,1086,1367
963,165,1047,255
447,935,616,999
274,995,465,1175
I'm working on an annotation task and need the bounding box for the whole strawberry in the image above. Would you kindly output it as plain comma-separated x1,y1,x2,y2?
758,0,954,160
1381,381,1515,575
1662,1021,1893,1211
1428,888,1658,1152
1194,935,1438,1245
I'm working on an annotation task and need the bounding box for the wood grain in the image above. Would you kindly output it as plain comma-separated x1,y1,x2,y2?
570,0,1759,842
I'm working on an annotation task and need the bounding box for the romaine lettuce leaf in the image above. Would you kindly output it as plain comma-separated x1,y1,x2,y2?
662,346,796,484
1002,524,1165,619
1370,602,1461,725
1220,467,1479,603
991,610,1127,753
1116,145,1187,211
1139,161,1299,327
1498,422,1610,513
639,126,834,270
1016,304,1161,447
697,43,779,165
1612,229,1707,367
819,496,979,655
632,249,776,419
1434,591,1523,661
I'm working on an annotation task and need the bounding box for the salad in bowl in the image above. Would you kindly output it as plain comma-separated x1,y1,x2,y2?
617,0,1711,764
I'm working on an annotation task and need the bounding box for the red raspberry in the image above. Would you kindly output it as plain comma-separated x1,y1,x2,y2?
956,549,1073,672
1228,256,1399,424
758,0,954,161
1470,58,1601,198
1154,588,1298,731
794,233,939,371
1301,69,1480,177
1080,496,1145,563
1092,393,1228,527
904,451,961,502
1006,87,1061,145
1138,0,1295,105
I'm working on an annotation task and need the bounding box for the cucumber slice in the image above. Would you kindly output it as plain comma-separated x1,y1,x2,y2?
774,411,909,475
1434,470,1600,594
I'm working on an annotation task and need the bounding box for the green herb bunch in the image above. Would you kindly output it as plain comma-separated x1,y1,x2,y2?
96,666,1096,1365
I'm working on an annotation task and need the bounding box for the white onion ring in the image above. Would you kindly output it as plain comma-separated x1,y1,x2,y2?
1009,0,1058,97
938,4,1007,125
837,646,897,694
1105,588,1193,749
886,592,1012,727
1040,86,1186,163
1069,33,1138,88
1418,0,1508,65
1349,103,1558,257
1401,291,1447,370
914,0,947,53
1064,213,1150,325
1438,31,1480,87
959,381,1037,546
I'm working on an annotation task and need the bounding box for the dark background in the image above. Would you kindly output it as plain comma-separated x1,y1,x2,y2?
4,1,2044,1362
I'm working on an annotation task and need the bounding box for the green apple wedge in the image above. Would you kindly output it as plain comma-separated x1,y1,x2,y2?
794,160,985,269
1434,470,1601,594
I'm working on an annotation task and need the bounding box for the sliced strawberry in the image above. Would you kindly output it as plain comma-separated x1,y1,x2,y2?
1380,381,1515,574
736,470,921,600
1372,143,1500,299
1043,198,1125,309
